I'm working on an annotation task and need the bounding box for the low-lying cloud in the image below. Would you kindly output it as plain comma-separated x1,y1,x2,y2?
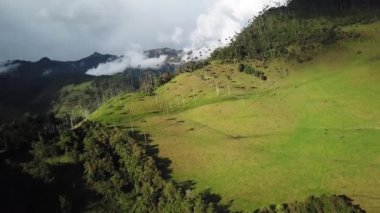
86,51,168,76
0,0,287,77
1,0,287,61
193,0,286,48
86,0,286,75
0,61,20,74
0,0,210,61
181,0,286,61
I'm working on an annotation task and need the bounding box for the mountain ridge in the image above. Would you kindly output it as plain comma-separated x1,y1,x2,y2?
0,48,184,121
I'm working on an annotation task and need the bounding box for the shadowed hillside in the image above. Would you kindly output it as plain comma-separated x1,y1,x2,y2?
0,52,116,120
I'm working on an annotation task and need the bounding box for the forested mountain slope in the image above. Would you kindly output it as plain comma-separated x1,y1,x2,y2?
90,3,380,212
0,52,115,120
1,0,379,212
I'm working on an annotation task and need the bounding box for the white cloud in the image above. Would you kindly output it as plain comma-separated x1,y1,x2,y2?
171,27,184,44
41,69,52,76
158,27,184,45
0,61,20,74
86,51,168,76
0,0,286,61
186,0,286,57
0,0,209,61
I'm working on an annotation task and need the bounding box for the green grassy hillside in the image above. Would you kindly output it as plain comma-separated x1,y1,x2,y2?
90,22,380,212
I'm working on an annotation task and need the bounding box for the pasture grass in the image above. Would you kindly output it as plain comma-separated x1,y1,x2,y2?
90,22,380,212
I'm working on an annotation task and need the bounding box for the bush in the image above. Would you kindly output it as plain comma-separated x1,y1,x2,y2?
240,64,267,81
255,194,365,213
238,63,245,72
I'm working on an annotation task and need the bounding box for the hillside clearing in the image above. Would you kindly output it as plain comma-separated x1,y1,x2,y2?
90,22,380,212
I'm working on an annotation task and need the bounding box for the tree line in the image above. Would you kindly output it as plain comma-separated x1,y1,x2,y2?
0,114,365,212
211,0,379,63
0,115,228,212
287,0,380,11
53,66,176,126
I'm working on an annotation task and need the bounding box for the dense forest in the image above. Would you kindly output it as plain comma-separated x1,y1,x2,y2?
211,0,380,62
287,0,380,11
0,115,224,212
0,115,365,212
0,0,377,212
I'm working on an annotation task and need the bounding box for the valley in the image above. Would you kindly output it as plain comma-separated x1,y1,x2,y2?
1,1,379,212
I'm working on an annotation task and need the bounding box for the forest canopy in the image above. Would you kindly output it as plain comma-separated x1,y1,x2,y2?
211,0,380,62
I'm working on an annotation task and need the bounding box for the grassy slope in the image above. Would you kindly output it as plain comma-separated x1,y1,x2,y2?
53,81,93,117
90,22,380,212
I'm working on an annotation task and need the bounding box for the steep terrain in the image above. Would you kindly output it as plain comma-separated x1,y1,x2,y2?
0,48,183,121
3,0,379,212
90,21,380,211
0,52,116,120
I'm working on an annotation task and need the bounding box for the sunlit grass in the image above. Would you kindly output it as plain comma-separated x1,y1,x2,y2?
90,22,380,212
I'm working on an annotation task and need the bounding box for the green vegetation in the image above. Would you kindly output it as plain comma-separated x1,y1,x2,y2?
90,20,380,212
0,73,93,122
53,68,177,125
2,1,380,212
238,63,267,80
287,0,380,11
1,116,230,212
0,115,365,213
256,195,364,213
211,1,379,63
53,74,134,120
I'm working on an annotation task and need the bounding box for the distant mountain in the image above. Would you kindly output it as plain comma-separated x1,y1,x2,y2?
0,52,117,121
0,48,184,121
2,52,117,78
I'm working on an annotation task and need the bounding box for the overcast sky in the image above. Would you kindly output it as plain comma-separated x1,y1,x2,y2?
0,0,284,61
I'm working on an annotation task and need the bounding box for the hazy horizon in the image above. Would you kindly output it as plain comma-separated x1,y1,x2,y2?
0,0,285,61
